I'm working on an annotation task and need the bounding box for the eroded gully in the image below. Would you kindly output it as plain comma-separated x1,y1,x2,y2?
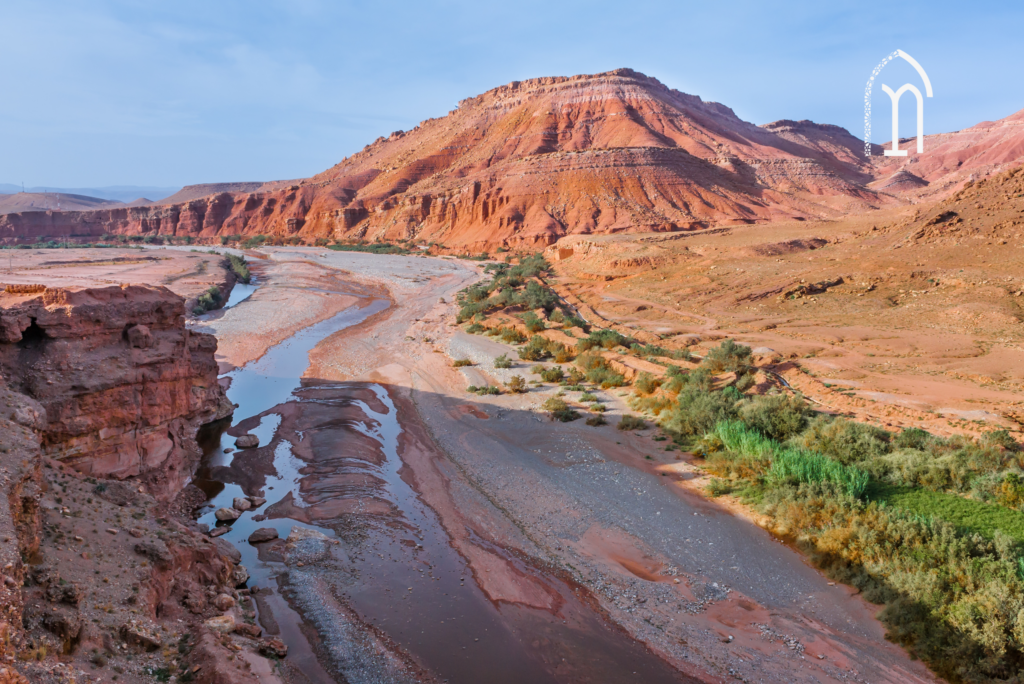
191,283,692,683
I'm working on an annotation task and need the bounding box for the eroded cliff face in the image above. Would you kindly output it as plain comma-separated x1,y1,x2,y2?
0,284,233,499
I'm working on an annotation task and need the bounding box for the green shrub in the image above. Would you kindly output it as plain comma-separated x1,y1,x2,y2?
507,376,527,393
701,339,752,373
499,327,527,344
522,311,546,333
452,359,473,367
466,323,485,334
579,392,598,403
738,393,814,441
225,253,250,283
518,335,551,361
618,415,646,431
493,353,512,369
634,372,662,395
241,234,268,249
590,403,607,413
577,329,630,352
328,241,410,255
586,414,607,427
661,387,737,437
706,478,732,497
796,416,890,465
540,367,564,383
542,397,579,422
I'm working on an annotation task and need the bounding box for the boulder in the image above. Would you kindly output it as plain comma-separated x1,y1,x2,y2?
248,528,279,544
215,507,241,522
234,622,262,638
258,637,288,658
232,497,252,511
248,496,267,508
203,615,235,634
231,564,250,587
119,622,162,651
235,434,259,449
213,538,241,564
212,594,236,611
133,539,172,567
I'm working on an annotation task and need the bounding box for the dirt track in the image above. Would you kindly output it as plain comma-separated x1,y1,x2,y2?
193,247,939,683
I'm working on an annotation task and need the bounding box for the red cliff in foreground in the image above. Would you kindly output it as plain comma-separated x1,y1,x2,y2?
0,284,234,497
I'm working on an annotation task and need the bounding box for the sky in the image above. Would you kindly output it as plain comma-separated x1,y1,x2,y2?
1,0,1021,189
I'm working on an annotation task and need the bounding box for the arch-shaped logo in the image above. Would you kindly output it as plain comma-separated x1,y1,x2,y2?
864,50,933,157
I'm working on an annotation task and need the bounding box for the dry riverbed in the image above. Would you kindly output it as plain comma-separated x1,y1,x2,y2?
196,247,938,684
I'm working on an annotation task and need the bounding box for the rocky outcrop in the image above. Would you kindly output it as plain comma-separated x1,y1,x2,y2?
0,285,233,499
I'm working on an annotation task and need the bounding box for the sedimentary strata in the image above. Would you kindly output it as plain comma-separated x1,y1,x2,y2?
0,284,233,497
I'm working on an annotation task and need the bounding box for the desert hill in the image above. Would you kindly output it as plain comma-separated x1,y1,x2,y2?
871,106,1024,197
1,69,1022,250
0,191,123,215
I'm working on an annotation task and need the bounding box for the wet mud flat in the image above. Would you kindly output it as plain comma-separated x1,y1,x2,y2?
193,295,695,682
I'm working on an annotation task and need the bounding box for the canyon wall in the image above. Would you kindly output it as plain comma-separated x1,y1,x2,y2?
0,284,234,498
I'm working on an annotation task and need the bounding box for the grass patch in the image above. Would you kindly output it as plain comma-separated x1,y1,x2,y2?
871,482,1024,543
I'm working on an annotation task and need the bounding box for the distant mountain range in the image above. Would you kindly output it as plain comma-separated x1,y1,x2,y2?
0,184,180,203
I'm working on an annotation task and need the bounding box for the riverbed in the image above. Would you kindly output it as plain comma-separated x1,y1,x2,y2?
192,269,694,683
187,247,938,684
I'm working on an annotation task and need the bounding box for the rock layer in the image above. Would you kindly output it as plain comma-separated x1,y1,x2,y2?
0,284,233,498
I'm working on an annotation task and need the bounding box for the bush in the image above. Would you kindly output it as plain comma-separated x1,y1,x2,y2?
241,234,268,249
542,397,579,422
590,403,607,413
586,414,607,427
796,416,890,465
507,376,527,393
493,353,512,369
542,397,568,413
577,329,630,352
517,335,551,361
701,339,752,373
193,285,223,314
661,387,737,437
738,393,814,442
634,372,662,395
618,415,646,431
522,311,546,333
225,254,250,283
540,367,564,383
467,385,500,395
452,359,473,367
579,392,598,403
706,478,732,497
466,323,485,334
499,327,527,345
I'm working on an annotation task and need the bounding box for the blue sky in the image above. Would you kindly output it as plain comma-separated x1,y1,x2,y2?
1,0,1021,188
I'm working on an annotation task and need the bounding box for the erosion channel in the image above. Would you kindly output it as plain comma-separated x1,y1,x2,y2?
191,266,692,683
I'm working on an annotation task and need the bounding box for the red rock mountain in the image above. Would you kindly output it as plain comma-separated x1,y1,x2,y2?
1,69,1022,250
870,107,1024,196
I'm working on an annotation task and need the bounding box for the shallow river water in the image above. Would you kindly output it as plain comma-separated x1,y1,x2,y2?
192,288,692,683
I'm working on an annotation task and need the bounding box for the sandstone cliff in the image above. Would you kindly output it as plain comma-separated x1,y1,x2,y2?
0,285,234,498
